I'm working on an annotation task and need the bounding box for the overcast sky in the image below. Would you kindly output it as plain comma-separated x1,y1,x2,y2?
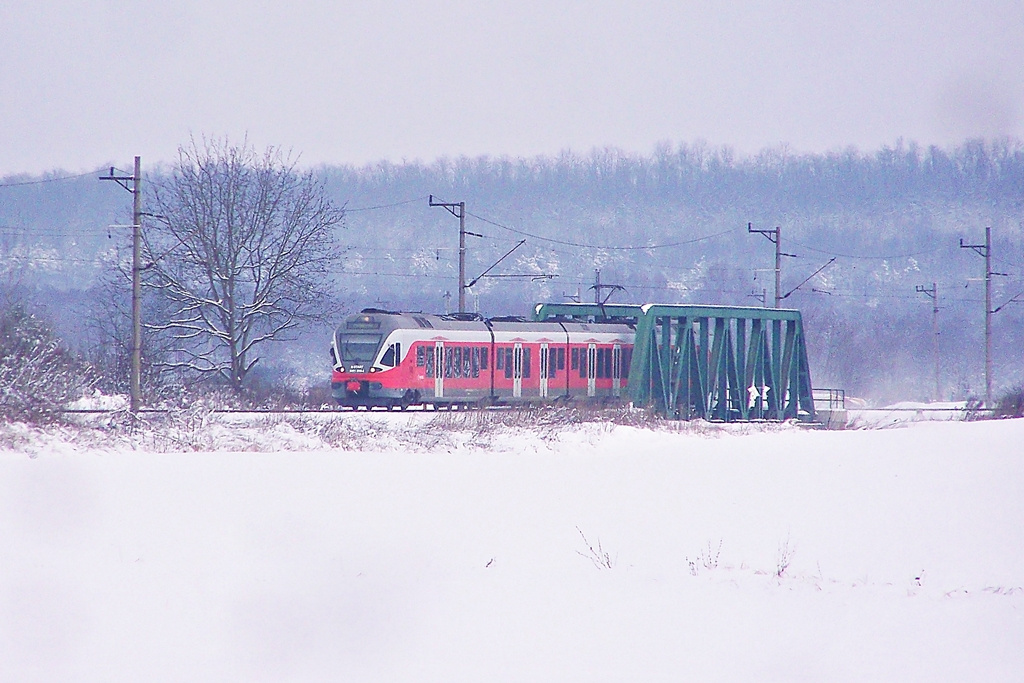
1,1,1022,175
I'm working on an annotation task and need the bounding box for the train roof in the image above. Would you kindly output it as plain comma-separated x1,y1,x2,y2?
338,310,487,334
337,309,634,335
486,319,632,334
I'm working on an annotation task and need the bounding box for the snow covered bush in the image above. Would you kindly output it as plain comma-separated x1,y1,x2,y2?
0,304,94,422
994,387,1024,419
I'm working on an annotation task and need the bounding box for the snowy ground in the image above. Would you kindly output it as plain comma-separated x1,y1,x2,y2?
846,401,976,429
2,413,1022,682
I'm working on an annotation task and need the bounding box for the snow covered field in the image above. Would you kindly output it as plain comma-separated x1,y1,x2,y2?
2,414,1022,682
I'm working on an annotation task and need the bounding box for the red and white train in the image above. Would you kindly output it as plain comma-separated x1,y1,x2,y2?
330,309,635,409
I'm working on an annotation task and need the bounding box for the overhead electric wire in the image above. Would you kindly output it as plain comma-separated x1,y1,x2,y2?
346,195,430,212
333,264,1000,305
0,169,105,188
466,210,736,250
3,181,1015,313
0,223,112,238
787,239,941,260
992,253,1024,272
337,270,453,280
0,254,117,265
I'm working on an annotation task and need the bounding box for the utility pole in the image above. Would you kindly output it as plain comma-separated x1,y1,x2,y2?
590,268,625,305
748,223,782,308
915,283,940,401
100,157,142,414
961,228,992,406
429,196,470,313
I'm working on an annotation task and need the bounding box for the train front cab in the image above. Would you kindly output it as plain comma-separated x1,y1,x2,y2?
330,311,434,408
331,319,415,408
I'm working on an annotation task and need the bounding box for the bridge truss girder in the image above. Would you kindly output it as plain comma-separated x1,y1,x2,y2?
532,303,815,422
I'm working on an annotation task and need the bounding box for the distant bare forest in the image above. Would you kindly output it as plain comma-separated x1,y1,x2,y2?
2,139,1022,402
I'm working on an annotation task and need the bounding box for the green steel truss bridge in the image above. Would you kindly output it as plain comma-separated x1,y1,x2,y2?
533,303,816,422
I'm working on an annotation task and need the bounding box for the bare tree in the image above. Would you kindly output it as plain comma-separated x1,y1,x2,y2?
82,249,179,400
144,138,344,391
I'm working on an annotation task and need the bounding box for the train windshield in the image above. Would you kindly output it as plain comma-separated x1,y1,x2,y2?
337,333,382,364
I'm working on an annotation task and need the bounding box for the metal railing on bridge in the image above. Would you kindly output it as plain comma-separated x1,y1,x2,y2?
813,388,846,411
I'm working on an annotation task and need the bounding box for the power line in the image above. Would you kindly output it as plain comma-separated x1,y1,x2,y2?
330,266,1008,309
0,224,110,238
346,195,429,212
788,239,941,260
0,169,104,188
992,253,1024,270
337,270,454,280
0,254,118,265
466,210,736,250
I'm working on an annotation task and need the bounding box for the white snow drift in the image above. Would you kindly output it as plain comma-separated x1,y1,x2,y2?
1,416,1022,682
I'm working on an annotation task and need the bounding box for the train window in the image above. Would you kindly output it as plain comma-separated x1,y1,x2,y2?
604,348,613,378
395,343,401,366
557,347,565,370
571,347,579,370
523,347,531,378
381,344,396,367
496,347,504,370
622,348,631,375
596,348,605,378
480,346,488,370
339,333,381,364
471,347,479,378
504,349,513,379
579,349,587,378
547,347,557,378
463,347,472,378
455,347,465,378
416,345,425,367
444,347,453,378
425,347,434,378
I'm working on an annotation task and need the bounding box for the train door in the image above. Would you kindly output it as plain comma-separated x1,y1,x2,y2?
434,341,444,398
513,343,523,398
539,343,549,398
587,343,597,397
612,344,622,397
